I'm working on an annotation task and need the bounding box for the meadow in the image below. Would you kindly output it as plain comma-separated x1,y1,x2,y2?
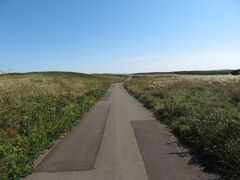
0,72,125,179
125,75,240,179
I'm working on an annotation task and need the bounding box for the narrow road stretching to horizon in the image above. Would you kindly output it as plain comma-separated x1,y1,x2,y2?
25,83,216,180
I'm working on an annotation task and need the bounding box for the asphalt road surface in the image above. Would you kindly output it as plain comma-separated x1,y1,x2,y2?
25,83,217,180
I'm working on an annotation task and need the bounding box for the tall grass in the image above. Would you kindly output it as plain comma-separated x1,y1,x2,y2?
0,72,124,179
125,75,240,179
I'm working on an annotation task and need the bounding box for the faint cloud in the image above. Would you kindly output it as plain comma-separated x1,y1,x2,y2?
118,55,162,63
114,51,240,73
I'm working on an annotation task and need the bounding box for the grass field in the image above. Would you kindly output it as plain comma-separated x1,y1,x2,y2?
0,72,125,179
125,75,240,179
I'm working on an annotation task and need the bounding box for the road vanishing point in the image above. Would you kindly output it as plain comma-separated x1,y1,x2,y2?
25,82,217,180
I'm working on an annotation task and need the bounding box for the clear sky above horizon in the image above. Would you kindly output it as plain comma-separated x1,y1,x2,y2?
0,0,240,73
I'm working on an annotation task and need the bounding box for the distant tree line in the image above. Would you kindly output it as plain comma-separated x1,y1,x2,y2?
231,69,240,75
135,70,233,76
172,70,232,75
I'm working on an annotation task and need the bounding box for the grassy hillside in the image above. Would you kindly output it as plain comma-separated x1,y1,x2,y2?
125,75,240,179
0,72,125,179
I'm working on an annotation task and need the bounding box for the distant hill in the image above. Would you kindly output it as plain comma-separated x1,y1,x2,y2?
134,70,233,75
2,71,86,76
0,71,98,78
0,71,127,78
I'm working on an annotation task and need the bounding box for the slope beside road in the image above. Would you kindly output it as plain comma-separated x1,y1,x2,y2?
25,83,217,180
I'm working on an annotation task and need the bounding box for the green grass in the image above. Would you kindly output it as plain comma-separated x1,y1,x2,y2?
0,72,125,179
125,75,240,179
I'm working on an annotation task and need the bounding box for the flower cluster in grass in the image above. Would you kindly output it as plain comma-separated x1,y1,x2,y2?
125,75,240,179
0,72,125,180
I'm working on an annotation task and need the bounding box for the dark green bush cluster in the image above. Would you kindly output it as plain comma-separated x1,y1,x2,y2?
125,76,240,179
0,73,124,179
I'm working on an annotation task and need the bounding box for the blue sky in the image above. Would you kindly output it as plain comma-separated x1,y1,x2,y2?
0,0,240,73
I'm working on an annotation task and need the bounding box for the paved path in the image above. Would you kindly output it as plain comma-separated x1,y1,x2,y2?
25,83,216,180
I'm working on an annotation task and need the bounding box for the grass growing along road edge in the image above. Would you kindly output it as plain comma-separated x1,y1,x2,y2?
125,75,240,179
0,72,125,180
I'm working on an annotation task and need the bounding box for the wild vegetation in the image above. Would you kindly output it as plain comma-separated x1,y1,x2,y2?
125,75,240,179
0,72,125,180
